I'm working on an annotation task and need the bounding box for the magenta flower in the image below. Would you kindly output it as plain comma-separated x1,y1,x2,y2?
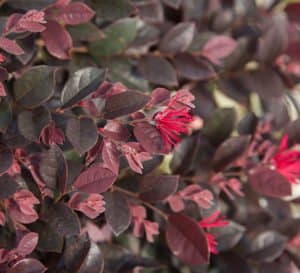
198,211,229,254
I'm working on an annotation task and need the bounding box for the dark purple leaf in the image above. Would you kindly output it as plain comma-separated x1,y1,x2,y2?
0,174,19,200
0,98,12,133
173,53,216,81
256,13,288,63
28,221,64,253
104,191,131,236
61,67,105,108
163,0,182,9
249,167,292,198
53,2,95,25
285,3,300,23
46,202,80,236
133,122,163,154
17,106,50,142
102,121,130,142
66,117,98,155
7,258,46,273
166,213,209,265
41,20,72,60
103,91,150,119
159,22,195,53
213,135,250,172
64,235,104,273
7,0,55,10
74,163,117,193
247,231,287,262
0,145,13,175
285,118,300,144
40,144,67,193
240,68,285,99
139,175,179,203
138,55,178,86
13,65,55,109
102,140,120,175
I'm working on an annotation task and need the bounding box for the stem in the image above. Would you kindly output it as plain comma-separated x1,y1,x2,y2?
113,186,168,220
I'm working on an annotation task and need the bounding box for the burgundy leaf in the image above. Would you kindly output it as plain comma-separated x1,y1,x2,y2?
53,2,95,25
102,140,120,175
249,167,292,198
74,163,117,194
139,175,179,203
133,122,163,154
41,20,72,60
138,55,178,86
166,213,209,265
0,37,24,55
101,120,130,141
103,91,150,119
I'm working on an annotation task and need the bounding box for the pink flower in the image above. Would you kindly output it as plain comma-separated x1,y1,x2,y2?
69,193,105,219
130,205,159,243
272,135,300,184
167,185,213,212
6,190,40,224
198,211,229,254
121,142,152,174
0,54,6,63
40,121,65,146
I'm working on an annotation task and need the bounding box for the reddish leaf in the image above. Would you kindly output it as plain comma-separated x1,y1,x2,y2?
102,140,120,174
41,20,72,60
285,3,300,23
159,22,195,53
7,258,46,273
249,167,292,198
0,37,24,55
17,232,39,257
101,121,130,141
103,91,150,119
104,191,131,236
166,213,209,265
173,53,216,81
74,163,117,194
138,55,178,86
202,35,237,65
53,2,95,25
133,122,163,154
139,175,179,203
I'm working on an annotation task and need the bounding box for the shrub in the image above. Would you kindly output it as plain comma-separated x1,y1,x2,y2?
0,0,300,272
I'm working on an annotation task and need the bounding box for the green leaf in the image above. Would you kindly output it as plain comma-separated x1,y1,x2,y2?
61,67,106,108
89,18,137,59
13,65,55,109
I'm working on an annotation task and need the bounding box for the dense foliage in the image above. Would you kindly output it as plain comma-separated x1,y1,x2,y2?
0,0,300,272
